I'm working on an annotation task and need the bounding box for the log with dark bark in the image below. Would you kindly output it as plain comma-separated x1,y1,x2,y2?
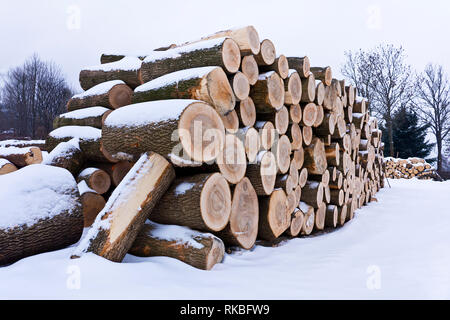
301,181,324,208
337,204,347,226
140,37,241,82
151,173,231,232
79,56,143,90
246,151,277,195
325,204,338,228
100,54,145,64
286,56,310,78
77,167,111,195
130,221,225,270
216,177,259,249
250,71,285,112
71,152,175,262
241,55,259,85
54,107,112,129
0,165,83,265
0,146,42,167
286,208,304,237
44,138,84,175
257,105,289,135
260,55,289,79
310,66,332,86
133,66,236,115
258,189,289,240
67,80,132,111
102,100,225,163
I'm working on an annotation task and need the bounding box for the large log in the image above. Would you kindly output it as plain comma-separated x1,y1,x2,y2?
71,152,175,262
286,57,311,78
246,151,277,195
216,177,259,249
0,165,83,265
140,37,241,82
241,55,259,85
67,80,132,111
132,66,235,115
77,167,111,195
151,173,231,232
130,221,225,270
54,107,112,129
0,139,46,150
102,100,225,163
44,138,84,176
0,146,42,167
258,189,289,240
0,158,17,175
79,56,143,91
303,137,327,175
250,71,285,112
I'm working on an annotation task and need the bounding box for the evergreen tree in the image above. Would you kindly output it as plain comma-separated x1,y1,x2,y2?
381,105,434,159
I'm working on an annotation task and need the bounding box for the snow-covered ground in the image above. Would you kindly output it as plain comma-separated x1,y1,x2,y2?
1,178,449,299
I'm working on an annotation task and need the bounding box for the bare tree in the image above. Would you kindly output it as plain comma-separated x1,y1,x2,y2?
1,54,72,138
341,44,414,157
414,64,450,173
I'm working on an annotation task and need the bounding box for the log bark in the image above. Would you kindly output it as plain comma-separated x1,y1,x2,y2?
353,98,366,113
325,142,340,167
314,112,336,136
44,138,84,176
54,107,112,129
102,100,225,163
133,66,236,116
100,54,145,64
0,159,17,175
79,56,143,91
216,177,259,249
130,221,225,270
241,55,259,85
151,173,231,232
258,189,289,240
325,205,338,228
337,204,347,226
310,66,332,86
254,39,276,66
300,181,324,208
71,152,175,262
303,137,327,175
77,167,111,195
0,146,42,167
250,71,285,112
275,174,295,194
140,37,241,82
67,81,132,111
260,55,289,79
0,165,83,265
284,70,302,105
301,73,316,102
286,57,310,78
329,189,344,206
236,97,256,127
246,151,277,195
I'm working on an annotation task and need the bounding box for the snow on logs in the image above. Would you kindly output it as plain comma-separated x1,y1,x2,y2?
43,138,84,175
72,152,175,262
0,165,83,265
0,146,42,167
54,107,112,129
102,100,225,164
0,158,17,175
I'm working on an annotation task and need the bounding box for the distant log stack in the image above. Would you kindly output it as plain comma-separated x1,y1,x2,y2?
385,157,437,180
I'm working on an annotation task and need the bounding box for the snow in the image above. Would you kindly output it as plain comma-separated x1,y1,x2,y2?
0,158,11,167
0,139,45,147
59,107,110,120
104,99,199,128
43,138,80,165
49,126,101,141
72,80,125,99
299,201,311,213
1,179,450,299
145,221,206,249
135,66,216,92
258,71,275,80
0,164,79,231
78,180,95,196
174,181,196,195
78,167,98,178
83,56,142,72
0,146,34,156
143,37,228,63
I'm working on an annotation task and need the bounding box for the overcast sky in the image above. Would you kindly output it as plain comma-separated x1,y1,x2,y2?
1,0,449,92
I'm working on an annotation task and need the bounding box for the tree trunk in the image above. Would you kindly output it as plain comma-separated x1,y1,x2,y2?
151,173,232,232
0,165,83,265
246,151,277,195
102,100,225,164
250,71,285,112
71,152,175,262
79,56,143,90
130,221,225,270
216,177,259,249
54,107,112,129
258,189,289,240
67,81,132,111
92,161,134,187
325,205,338,227
133,66,236,116
0,146,42,167
140,38,241,82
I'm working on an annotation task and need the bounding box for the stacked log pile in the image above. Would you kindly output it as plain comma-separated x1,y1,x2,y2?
3,26,387,270
384,157,436,179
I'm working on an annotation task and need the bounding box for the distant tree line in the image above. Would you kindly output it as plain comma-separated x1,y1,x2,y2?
342,44,450,174
0,54,73,139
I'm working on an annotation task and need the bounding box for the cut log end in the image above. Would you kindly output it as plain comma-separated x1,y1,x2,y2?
217,134,247,184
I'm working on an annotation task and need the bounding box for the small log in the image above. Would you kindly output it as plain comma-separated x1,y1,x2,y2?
274,135,292,174
0,158,17,175
236,97,256,127
353,98,366,113
0,165,83,265
78,181,106,227
346,86,355,106
303,137,327,175
255,121,276,150
246,151,277,196
275,174,295,194
258,189,289,240
286,57,310,78
151,173,231,232
301,181,324,208
77,167,111,195
301,73,316,103
314,202,326,231
314,112,336,136
257,105,289,135
313,104,324,127
216,177,259,249
300,103,318,127
289,104,302,124
140,37,241,82
315,81,325,106
44,138,84,175
241,55,259,85
260,55,289,79
67,80,132,111
329,189,344,206
216,134,247,184
302,125,313,146
287,123,302,150
237,127,260,163
130,221,225,270
337,204,348,226
0,146,42,167
299,202,315,235
79,56,143,90
100,53,144,64
92,161,134,187
298,167,308,188
325,205,338,228
71,152,175,262
284,70,302,105
310,66,332,86
250,71,285,112
286,208,304,237
325,142,340,167
254,39,276,66
220,110,239,134
292,148,305,171
54,107,112,129
229,71,250,101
